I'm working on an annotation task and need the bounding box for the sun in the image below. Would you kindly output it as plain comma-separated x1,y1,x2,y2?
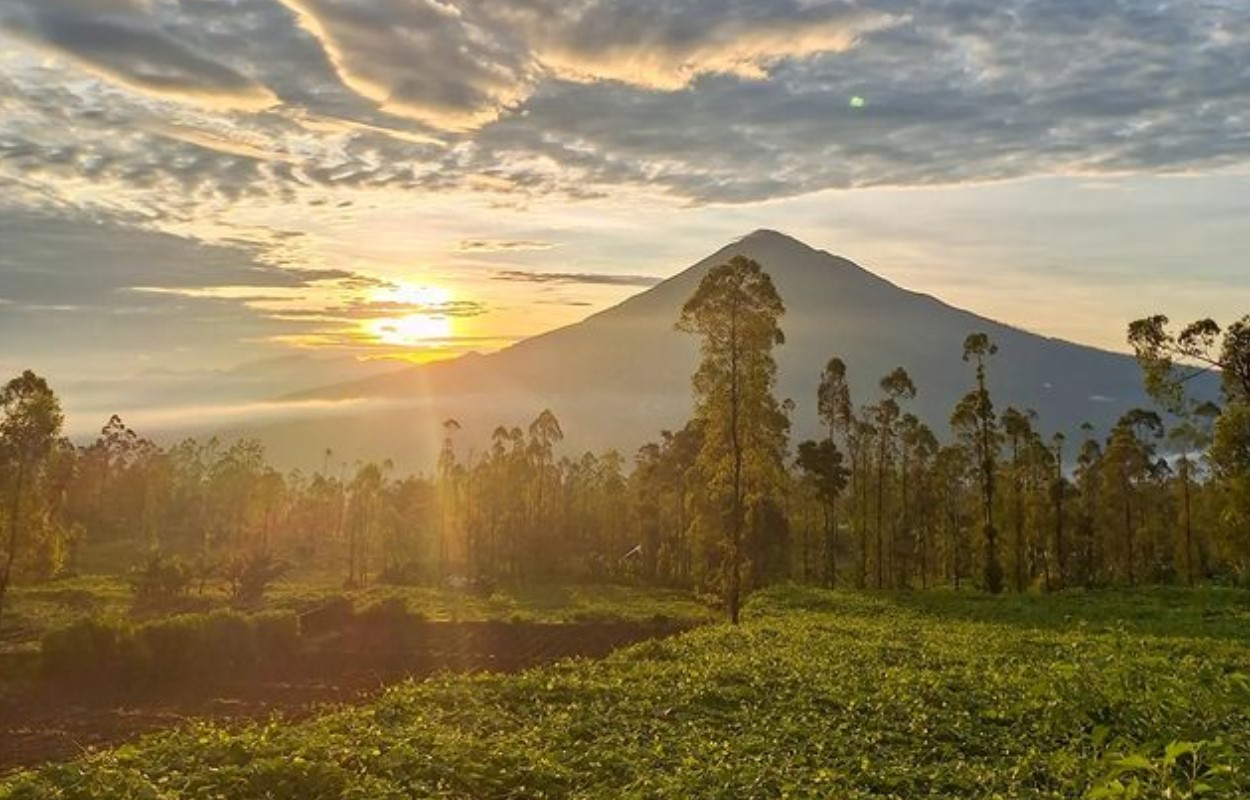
365,283,455,347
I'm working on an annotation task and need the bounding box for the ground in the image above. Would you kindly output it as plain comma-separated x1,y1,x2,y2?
4,585,1250,798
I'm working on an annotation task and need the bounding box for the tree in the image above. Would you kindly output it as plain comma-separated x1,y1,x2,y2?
0,371,65,626
437,418,461,578
870,368,916,588
899,415,938,587
1001,407,1036,592
527,409,564,579
1101,410,1163,585
1128,315,1250,409
1050,433,1068,589
677,255,788,624
1130,315,1250,549
953,333,1003,593
795,439,849,587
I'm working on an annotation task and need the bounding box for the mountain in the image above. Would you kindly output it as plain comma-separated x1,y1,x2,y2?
241,230,1212,469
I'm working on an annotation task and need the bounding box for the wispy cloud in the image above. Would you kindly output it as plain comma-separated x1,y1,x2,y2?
458,239,556,252
492,270,661,287
0,0,277,110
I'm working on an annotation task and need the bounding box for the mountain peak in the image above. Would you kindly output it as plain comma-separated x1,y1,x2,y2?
741,228,809,247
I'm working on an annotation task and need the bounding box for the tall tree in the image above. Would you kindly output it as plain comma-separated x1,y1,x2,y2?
795,439,849,587
871,368,916,588
953,333,1003,593
677,255,788,624
1001,407,1036,592
0,371,65,625
1050,433,1068,589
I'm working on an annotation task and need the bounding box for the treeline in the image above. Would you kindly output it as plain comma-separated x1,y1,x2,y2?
1,259,1249,622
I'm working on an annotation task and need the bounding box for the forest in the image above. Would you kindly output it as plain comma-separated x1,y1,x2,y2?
2,255,1249,626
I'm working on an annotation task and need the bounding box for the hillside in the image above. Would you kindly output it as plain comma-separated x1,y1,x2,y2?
245,230,1207,468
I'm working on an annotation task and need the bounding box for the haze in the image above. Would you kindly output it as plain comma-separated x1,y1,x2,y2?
1,0,1248,433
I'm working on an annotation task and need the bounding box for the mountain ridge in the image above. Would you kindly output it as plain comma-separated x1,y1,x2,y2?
249,229,1212,469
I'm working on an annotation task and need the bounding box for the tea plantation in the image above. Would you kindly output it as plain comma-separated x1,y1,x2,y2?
4,586,1249,799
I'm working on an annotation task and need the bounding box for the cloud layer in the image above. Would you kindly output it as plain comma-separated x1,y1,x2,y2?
2,0,1246,212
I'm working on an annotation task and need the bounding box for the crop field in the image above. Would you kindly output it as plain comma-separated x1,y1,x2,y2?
5,586,1250,799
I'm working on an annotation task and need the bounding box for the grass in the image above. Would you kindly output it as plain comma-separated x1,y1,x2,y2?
4,585,1250,798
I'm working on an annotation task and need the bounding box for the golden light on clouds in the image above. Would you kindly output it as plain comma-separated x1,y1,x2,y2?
364,283,455,348
368,313,454,346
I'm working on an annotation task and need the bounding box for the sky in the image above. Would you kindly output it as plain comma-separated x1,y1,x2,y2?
1,0,1249,419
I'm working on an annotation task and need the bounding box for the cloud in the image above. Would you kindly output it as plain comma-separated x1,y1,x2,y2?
469,0,1250,202
273,0,894,130
0,0,276,110
1,0,1248,216
523,0,899,91
273,298,491,320
458,239,556,252
492,270,662,287
276,0,533,131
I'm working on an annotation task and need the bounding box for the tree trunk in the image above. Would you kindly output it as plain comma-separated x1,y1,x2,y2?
1182,456,1194,587
0,462,27,628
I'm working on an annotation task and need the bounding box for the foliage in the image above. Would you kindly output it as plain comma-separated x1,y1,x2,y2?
39,609,300,691
0,370,66,625
223,551,289,607
8,586,1250,798
127,552,194,611
677,255,789,623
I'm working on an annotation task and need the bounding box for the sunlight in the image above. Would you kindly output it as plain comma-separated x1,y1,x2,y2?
368,313,453,346
365,283,455,347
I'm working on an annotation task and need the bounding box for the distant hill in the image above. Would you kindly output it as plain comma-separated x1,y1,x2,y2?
238,230,1213,469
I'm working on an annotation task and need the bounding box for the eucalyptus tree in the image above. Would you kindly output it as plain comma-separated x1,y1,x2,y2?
795,438,849,587
437,418,461,577
934,444,974,588
1101,410,1164,585
870,368,916,589
677,255,788,624
953,333,1003,593
1001,407,1037,591
1130,315,1250,542
526,410,564,576
0,371,65,625
1050,433,1068,588
899,415,938,587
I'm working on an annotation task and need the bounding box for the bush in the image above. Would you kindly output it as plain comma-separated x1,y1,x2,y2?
128,553,193,611
41,617,142,689
223,552,289,607
40,609,303,691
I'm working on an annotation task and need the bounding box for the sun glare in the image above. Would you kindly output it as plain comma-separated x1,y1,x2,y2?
365,283,456,347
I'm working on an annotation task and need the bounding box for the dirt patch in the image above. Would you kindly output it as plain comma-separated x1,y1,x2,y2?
0,620,691,774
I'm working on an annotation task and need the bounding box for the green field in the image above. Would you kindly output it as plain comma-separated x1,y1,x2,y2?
1,577,717,655
5,586,1249,799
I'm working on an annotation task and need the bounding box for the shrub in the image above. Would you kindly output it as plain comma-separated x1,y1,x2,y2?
223,552,289,607
41,617,142,689
40,609,304,691
128,553,193,611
